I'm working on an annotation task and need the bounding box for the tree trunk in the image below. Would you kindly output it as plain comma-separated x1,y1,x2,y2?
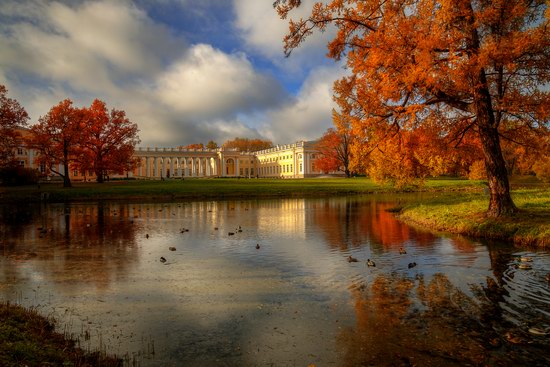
474,71,517,218
96,169,104,183
63,160,72,188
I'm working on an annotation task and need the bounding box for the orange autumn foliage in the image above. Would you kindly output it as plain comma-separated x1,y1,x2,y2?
222,137,273,152
0,85,29,167
276,0,550,217
315,115,354,177
30,99,86,187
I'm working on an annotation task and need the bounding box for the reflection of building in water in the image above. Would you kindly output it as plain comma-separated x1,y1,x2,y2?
256,199,308,239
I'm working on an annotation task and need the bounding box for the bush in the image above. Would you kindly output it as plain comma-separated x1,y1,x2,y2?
0,166,40,186
533,157,550,183
468,160,487,180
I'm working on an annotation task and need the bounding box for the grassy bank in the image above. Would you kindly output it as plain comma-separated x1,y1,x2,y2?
0,177,485,203
398,188,550,247
0,302,121,367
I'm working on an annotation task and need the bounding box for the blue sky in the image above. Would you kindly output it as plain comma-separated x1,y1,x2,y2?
0,0,344,147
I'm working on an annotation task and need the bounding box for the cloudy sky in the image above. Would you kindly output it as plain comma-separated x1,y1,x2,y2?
0,0,345,147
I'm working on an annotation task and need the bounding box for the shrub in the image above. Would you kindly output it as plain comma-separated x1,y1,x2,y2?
0,166,40,186
468,160,486,180
533,157,550,183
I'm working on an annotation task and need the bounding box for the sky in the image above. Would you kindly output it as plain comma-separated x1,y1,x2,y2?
0,0,346,147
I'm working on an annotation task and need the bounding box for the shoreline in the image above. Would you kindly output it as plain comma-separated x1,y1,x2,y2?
1,177,548,247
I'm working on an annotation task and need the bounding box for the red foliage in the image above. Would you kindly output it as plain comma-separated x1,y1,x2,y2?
0,85,28,166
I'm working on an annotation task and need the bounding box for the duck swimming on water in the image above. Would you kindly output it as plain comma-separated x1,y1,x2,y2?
347,255,358,263
399,248,407,255
367,259,376,267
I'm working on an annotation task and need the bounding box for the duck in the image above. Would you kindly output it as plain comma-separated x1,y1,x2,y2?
408,262,417,269
228,232,235,236
145,234,149,239
169,246,176,251
519,256,533,262
256,244,260,249
160,256,166,263
367,259,376,267
399,248,407,255
347,255,358,263
546,273,550,282
517,263,532,270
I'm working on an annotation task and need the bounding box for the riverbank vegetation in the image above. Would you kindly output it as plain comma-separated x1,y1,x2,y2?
0,176,485,203
399,187,550,247
0,302,121,367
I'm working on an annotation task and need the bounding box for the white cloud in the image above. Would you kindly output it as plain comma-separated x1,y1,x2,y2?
232,0,334,73
0,0,342,148
156,44,286,121
260,64,348,143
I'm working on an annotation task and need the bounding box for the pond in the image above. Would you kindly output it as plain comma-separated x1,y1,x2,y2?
0,195,549,366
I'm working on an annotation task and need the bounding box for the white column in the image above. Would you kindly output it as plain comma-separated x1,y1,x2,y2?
177,158,182,177
29,149,34,169
221,158,226,177
235,158,240,177
154,157,159,177
206,158,211,177
170,157,175,178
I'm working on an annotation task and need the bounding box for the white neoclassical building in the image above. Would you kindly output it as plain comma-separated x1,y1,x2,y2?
132,140,325,179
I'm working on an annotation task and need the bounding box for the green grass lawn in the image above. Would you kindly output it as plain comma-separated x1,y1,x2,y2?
0,176,486,202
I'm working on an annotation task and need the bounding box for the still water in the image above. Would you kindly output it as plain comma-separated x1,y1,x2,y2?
1,195,549,366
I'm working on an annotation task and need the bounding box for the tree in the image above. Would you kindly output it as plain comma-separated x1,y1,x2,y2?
276,0,550,217
0,85,28,166
30,99,84,187
223,137,273,152
180,143,205,150
316,112,353,177
206,140,219,150
78,99,140,183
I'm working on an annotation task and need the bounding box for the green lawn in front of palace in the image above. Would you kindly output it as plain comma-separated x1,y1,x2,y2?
0,176,486,202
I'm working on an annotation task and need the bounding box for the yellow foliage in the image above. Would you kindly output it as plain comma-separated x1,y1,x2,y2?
533,157,550,183
468,160,487,180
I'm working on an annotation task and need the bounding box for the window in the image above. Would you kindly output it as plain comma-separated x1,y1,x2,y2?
251,168,254,175
17,148,23,155
240,168,243,176
290,164,293,172
40,163,46,173
299,163,302,172
19,161,24,167
245,168,249,176
73,169,78,176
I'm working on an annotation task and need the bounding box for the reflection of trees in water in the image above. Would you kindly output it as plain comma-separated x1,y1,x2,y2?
1,202,139,290
311,197,436,251
339,272,549,366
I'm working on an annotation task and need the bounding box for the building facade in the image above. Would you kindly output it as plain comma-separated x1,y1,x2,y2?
132,140,325,179
11,129,330,180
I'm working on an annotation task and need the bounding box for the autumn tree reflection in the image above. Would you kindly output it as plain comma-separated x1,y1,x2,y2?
1,202,139,290
311,197,436,251
337,273,517,367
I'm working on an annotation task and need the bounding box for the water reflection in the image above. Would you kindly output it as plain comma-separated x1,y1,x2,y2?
0,196,549,366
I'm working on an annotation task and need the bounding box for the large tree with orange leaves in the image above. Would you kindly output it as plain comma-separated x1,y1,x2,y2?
0,85,28,167
78,99,140,183
30,99,85,187
276,0,550,217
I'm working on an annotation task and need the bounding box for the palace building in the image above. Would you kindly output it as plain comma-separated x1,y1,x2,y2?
11,128,332,181
132,140,325,179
